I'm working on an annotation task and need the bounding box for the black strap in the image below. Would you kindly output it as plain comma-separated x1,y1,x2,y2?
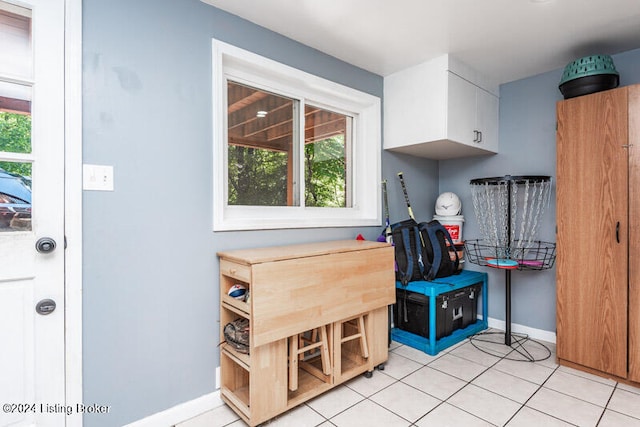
400,228,413,285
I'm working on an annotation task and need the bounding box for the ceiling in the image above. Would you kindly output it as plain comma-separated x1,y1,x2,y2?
203,0,640,84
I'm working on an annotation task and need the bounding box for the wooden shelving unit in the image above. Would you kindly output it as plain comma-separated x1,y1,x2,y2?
218,240,395,426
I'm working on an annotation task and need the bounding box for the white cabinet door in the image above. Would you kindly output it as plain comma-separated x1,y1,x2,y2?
447,72,499,152
383,60,447,150
476,87,499,153
447,72,477,145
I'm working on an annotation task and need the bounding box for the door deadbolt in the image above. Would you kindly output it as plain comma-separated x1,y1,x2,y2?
35,237,56,253
36,299,56,315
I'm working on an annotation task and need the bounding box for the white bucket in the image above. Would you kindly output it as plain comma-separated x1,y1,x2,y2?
433,214,464,244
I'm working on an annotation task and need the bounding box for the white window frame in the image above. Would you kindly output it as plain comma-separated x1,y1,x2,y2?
212,39,381,231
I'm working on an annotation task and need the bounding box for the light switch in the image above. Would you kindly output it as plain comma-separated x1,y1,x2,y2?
83,164,114,191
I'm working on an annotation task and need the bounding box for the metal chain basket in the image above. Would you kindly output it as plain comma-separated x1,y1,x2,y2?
465,175,556,361
464,175,556,271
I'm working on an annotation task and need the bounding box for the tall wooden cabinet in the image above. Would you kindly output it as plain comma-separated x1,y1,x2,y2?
556,84,640,383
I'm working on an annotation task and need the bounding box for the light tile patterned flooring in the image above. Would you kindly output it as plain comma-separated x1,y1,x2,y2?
179,330,640,427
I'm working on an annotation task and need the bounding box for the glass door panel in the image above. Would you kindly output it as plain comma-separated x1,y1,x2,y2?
0,3,32,233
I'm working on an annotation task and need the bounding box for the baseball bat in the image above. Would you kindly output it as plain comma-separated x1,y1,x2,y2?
397,172,425,246
378,180,393,243
398,172,417,222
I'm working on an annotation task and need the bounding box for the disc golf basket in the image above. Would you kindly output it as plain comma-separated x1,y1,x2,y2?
464,175,556,361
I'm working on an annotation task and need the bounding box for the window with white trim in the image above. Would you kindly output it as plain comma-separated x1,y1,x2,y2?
212,40,381,231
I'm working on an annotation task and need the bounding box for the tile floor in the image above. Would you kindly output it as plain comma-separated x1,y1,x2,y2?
179,330,640,427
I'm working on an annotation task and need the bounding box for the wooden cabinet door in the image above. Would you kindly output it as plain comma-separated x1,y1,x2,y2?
556,87,629,378
628,85,640,382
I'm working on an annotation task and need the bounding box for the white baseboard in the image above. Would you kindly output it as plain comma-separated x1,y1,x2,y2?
486,316,556,344
123,390,223,427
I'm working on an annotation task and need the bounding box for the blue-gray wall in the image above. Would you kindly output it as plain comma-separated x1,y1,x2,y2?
82,0,435,425
439,47,640,333
82,0,640,424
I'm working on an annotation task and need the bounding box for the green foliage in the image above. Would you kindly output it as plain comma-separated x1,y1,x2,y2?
228,146,288,206
227,135,347,208
0,112,32,178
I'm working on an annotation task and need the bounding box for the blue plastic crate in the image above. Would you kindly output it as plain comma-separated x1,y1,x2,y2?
391,270,488,355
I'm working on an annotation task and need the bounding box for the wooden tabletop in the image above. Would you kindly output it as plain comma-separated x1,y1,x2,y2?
217,239,390,265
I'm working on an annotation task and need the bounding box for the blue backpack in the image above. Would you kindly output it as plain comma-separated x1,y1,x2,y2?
391,219,460,285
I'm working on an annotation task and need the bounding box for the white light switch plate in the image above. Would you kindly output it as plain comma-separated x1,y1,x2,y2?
83,164,114,191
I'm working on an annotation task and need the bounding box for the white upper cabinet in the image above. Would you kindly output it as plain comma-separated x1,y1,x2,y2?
384,54,499,160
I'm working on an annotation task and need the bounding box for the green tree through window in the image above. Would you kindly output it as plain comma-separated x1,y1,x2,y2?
305,136,346,207
0,112,32,178
228,146,288,206
228,136,346,208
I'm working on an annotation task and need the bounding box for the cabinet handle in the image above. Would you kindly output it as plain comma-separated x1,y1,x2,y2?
473,130,482,143
229,268,237,274
616,222,620,243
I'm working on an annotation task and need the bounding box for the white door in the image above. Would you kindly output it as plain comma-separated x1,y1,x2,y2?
0,0,65,426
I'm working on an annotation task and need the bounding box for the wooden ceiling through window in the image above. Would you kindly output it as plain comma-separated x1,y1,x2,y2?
0,96,30,114
0,7,31,114
227,81,347,152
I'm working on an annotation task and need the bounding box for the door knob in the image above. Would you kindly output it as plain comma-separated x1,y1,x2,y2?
35,237,56,253
36,299,56,315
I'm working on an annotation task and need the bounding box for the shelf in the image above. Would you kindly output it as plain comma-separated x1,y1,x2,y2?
221,386,250,418
337,349,369,380
221,297,250,317
220,350,250,419
286,367,333,409
221,343,250,369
